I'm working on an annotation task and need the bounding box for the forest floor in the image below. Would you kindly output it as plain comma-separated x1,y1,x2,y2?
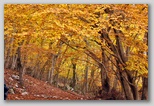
4,69,94,100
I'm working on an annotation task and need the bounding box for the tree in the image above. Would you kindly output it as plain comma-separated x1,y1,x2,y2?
4,4,148,100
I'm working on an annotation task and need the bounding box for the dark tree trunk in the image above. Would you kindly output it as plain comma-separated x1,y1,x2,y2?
4,36,14,69
141,77,148,100
98,28,139,100
99,53,110,94
16,46,23,87
83,55,89,94
70,63,76,89
141,31,148,100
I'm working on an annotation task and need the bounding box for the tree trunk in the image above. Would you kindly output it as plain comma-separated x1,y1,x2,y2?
119,71,134,100
100,42,110,94
83,55,89,94
98,28,139,100
141,31,148,100
141,77,148,100
100,63,110,94
112,76,118,91
89,69,95,92
49,55,56,84
16,46,24,87
39,58,50,80
4,35,14,69
64,69,70,88
11,55,18,70
70,63,76,89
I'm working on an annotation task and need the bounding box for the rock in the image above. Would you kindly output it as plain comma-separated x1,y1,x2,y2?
53,96,58,98
34,94,40,97
9,88,15,94
65,97,70,100
24,79,28,82
21,92,28,95
9,77,13,81
16,88,25,93
12,75,19,80
66,85,74,91
41,94,45,97
15,97,20,100
15,83,18,88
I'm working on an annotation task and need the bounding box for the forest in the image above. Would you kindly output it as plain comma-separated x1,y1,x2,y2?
4,4,148,100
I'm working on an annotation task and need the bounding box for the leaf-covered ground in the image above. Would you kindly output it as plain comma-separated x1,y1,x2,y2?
4,69,92,100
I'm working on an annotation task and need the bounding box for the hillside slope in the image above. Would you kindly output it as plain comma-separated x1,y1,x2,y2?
4,69,91,100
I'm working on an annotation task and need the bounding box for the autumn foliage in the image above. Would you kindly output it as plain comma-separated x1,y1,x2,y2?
4,4,148,100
